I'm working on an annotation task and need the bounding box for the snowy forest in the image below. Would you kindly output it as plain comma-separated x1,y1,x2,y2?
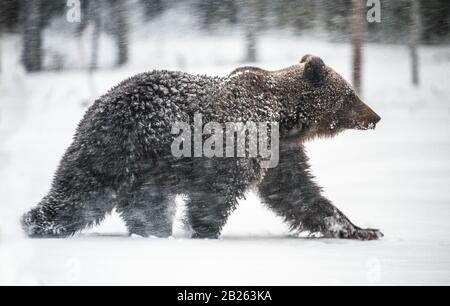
0,1,449,76
0,0,450,286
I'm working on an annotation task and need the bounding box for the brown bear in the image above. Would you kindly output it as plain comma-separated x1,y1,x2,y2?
22,55,382,240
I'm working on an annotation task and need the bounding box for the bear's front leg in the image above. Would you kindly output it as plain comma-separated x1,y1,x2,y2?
258,143,382,240
117,187,176,238
186,188,238,239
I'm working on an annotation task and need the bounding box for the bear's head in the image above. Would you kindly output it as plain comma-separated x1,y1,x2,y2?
277,55,381,141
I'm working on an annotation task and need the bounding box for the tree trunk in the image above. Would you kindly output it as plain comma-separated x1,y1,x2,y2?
22,0,42,72
243,0,258,63
409,0,421,86
89,0,101,71
351,0,365,95
314,0,327,34
0,1,2,75
113,0,129,67
0,30,3,75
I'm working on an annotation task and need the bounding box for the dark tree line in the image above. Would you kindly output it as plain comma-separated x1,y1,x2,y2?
196,0,449,44
0,0,449,72
3,1,447,38
86,0,130,70
0,0,164,72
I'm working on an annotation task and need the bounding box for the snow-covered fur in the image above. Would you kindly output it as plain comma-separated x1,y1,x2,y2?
22,55,383,240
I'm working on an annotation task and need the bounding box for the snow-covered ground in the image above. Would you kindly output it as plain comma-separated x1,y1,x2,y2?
1,29,450,285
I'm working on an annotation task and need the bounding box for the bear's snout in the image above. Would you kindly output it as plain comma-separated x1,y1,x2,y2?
352,97,381,130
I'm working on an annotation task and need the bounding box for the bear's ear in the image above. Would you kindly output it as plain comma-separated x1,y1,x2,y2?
302,55,327,86
300,54,312,63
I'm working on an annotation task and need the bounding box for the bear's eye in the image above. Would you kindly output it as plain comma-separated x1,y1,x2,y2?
348,91,358,106
335,98,343,111
330,97,344,113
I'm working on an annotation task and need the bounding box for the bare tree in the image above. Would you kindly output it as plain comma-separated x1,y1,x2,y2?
112,0,129,67
409,0,421,86
0,1,2,76
243,0,258,63
89,0,101,71
21,0,42,72
351,0,365,95
314,0,327,34
0,25,3,76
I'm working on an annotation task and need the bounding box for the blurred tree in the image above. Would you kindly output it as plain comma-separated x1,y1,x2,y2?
0,22,2,75
75,0,91,35
0,0,22,73
420,0,449,44
39,0,65,28
375,1,409,43
0,1,3,75
0,0,20,33
243,0,259,62
314,0,327,34
111,0,129,66
409,0,421,86
141,0,165,20
89,0,101,70
275,0,315,32
324,0,351,41
196,0,238,31
21,0,42,72
351,0,365,94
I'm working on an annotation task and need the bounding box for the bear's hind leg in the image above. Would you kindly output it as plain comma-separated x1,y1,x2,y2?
117,188,176,238
22,187,117,237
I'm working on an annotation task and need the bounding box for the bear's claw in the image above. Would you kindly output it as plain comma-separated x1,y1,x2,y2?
323,227,383,241
352,228,383,241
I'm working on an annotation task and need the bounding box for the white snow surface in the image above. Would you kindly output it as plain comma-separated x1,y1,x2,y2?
1,31,450,285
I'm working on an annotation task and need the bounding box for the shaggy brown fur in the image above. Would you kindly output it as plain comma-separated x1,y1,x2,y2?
22,55,382,240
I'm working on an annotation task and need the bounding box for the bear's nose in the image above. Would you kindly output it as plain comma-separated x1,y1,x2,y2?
353,97,380,129
358,110,380,129
372,113,381,124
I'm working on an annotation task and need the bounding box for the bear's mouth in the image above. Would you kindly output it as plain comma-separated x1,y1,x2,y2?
286,122,303,137
354,121,377,130
300,124,345,142
281,122,308,142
